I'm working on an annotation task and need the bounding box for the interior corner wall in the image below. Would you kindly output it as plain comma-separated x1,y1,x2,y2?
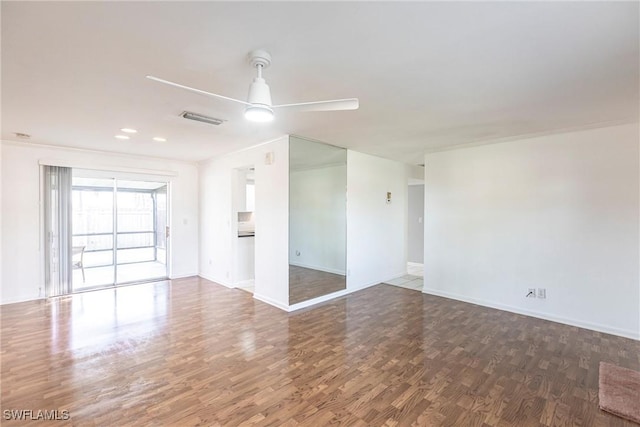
0,141,199,305
424,123,640,339
346,150,407,291
199,136,289,309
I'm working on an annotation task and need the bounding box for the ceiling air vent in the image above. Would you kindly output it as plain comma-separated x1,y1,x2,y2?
180,111,225,126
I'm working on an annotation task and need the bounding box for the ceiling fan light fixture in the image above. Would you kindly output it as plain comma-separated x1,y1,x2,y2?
147,48,359,125
244,105,274,122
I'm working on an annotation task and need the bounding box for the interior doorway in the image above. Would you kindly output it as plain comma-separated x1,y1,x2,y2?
233,166,256,294
383,180,424,292
71,174,169,291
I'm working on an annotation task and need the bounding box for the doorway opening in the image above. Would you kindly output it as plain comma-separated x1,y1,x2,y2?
71,175,169,291
234,166,255,294
383,179,424,292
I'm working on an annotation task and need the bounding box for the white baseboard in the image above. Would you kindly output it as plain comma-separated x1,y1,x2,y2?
1,294,44,305
197,273,235,288
407,262,424,268
288,278,389,312
234,279,255,287
288,288,351,311
289,261,346,276
262,275,395,313
169,272,198,280
253,293,289,311
422,287,639,341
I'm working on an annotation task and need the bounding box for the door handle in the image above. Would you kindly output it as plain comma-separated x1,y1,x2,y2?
165,226,170,239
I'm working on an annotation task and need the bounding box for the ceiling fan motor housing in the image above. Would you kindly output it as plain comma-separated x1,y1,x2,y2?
247,77,273,108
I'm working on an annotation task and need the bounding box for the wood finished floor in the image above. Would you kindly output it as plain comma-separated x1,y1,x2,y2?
289,265,346,304
1,277,639,426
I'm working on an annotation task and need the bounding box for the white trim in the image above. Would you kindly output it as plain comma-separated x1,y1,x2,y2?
424,119,637,154
287,277,390,312
1,139,198,165
407,262,424,268
289,261,346,276
197,273,235,288
349,275,398,292
1,294,44,305
38,158,178,177
288,289,351,311
422,287,640,341
169,272,198,280
234,279,255,287
253,293,289,311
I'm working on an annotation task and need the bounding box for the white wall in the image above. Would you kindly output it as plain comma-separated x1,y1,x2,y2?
199,136,289,309
0,144,3,297
290,164,347,275
424,124,640,339
347,150,408,291
408,184,425,264
1,141,199,305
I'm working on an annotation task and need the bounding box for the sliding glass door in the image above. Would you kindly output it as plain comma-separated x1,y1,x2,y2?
115,181,168,284
72,177,116,289
71,175,169,291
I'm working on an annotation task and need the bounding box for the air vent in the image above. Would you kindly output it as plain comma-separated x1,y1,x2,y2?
181,111,225,126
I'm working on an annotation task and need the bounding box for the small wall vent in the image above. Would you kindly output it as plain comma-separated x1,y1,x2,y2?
180,111,225,126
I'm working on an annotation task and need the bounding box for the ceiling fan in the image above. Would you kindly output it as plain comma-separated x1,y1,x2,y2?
147,49,359,123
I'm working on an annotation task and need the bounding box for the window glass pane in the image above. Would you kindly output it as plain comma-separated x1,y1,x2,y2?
117,191,154,232
82,250,114,268
73,234,113,252
117,232,154,249
117,248,155,264
72,177,114,235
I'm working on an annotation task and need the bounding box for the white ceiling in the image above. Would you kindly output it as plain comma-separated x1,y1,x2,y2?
2,2,638,165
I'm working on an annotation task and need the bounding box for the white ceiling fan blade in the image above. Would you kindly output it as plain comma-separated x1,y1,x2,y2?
272,98,359,112
146,75,251,106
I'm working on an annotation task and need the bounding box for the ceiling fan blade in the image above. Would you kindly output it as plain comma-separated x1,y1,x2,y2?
146,75,251,106
272,98,359,112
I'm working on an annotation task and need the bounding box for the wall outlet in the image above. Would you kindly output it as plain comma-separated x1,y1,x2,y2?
537,288,546,299
527,288,536,298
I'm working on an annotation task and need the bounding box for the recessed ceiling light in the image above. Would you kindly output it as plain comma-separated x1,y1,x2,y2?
115,135,130,140
153,137,167,142
120,128,137,133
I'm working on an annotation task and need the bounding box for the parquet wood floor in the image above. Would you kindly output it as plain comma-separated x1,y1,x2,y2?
289,265,346,304
1,277,639,426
